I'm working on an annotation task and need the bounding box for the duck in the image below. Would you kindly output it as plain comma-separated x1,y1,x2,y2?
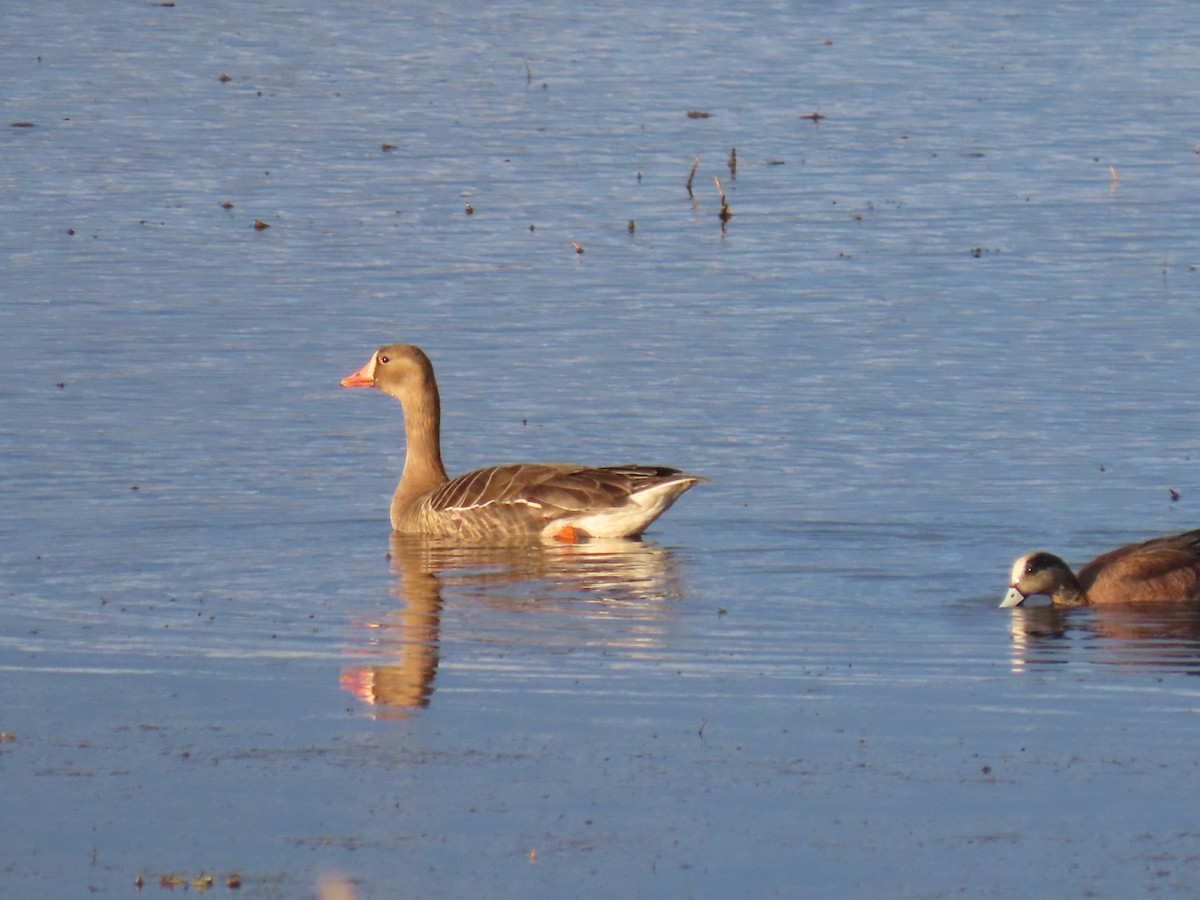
1000,528,1200,607
340,344,704,542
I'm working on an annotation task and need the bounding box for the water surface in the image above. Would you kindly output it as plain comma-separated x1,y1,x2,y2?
6,1,1200,897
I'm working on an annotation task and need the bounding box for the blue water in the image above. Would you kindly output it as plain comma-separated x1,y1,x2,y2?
6,1,1200,897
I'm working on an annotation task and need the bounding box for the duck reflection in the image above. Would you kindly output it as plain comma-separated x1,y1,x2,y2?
1008,603,1200,673
341,533,688,716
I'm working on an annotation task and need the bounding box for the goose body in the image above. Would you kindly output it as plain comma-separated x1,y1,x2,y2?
341,344,703,541
1001,528,1200,607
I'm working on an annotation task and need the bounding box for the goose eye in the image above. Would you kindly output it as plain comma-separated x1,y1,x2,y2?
378,355,390,364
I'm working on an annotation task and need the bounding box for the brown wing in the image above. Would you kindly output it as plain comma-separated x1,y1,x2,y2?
430,464,588,513
430,464,694,515
1078,529,1200,603
525,465,699,512
418,463,700,540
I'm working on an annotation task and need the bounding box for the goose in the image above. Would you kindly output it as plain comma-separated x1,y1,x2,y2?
341,344,703,541
1001,528,1200,607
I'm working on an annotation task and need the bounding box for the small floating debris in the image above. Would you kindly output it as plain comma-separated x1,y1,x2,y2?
381,142,396,151
715,176,732,224
1170,488,1181,502
190,873,214,891
218,73,231,83
728,147,737,180
571,242,584,254
685,155,700,199
10,121,35,128
220,201,233,210
686,110,711,119
627,219,635,234
252,219,270,231
144,870,226,892
801,111,823,122
464,203,473,215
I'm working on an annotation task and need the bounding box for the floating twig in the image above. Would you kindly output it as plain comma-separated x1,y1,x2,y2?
714,176,732,223
571,242,584,254
686,110,711,119
728,147,737,180
686,156,700,199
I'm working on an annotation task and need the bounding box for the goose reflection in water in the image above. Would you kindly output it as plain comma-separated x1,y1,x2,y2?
341,533,688,716
1007,603,1200,674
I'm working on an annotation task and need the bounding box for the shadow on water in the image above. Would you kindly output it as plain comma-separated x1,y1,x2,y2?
1007,603,1200,674
341,534,688,716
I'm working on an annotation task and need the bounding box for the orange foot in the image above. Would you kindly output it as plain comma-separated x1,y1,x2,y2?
554,524,579,543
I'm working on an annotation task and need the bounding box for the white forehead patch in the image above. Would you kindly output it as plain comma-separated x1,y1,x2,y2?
1009,554,1032,586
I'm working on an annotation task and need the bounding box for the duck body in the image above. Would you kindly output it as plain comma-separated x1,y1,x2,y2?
1002,528,1200,607
341,344,703,541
